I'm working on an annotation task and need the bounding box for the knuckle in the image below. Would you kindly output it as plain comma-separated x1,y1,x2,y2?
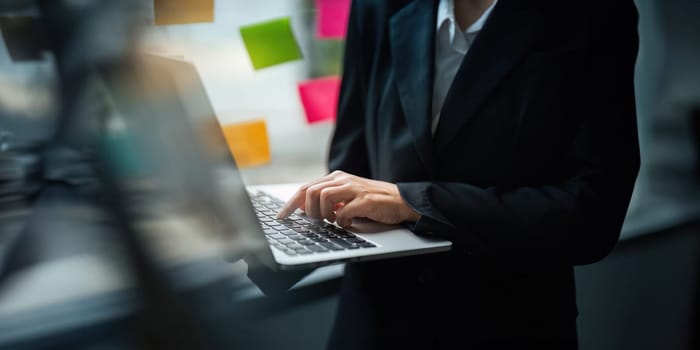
359,190,372,201
319,188,330,201
307,184,322,196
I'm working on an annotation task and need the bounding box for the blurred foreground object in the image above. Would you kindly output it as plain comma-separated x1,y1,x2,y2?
0,17,44,61
0,0,277,349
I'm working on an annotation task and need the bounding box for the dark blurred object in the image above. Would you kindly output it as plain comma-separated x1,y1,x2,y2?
0,0,36,12
0,130,42,279
0,0,243,349
246,253,314,296
0,16,45,61
0,131,42,211
692,107,700,180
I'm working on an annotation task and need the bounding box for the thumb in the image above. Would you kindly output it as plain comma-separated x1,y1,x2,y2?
334,200,367,227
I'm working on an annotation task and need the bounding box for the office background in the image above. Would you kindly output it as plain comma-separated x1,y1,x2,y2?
0,0,699,349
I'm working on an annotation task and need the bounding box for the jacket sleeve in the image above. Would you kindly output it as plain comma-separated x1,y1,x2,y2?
327,0,372,177
398,2,641,266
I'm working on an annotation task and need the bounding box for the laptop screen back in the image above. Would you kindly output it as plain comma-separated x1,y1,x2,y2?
109,54,275,267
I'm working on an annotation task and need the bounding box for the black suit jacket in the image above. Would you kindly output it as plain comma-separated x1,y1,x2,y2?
325,0,639,349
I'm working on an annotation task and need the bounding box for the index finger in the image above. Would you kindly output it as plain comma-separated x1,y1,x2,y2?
276,173,338,219
276,187,306,219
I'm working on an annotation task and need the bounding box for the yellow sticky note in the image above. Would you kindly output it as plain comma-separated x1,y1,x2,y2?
220,119,271,168
154,0,214,25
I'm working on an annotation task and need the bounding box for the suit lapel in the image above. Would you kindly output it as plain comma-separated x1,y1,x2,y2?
389,0,438,175
433,1,541,151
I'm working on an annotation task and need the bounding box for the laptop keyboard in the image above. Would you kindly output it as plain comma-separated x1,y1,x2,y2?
251,191,377,256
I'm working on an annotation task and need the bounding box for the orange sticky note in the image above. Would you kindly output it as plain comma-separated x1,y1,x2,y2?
153,0,214,25
220,119,271,168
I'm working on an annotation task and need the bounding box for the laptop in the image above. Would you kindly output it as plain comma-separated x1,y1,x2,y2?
145,55,452,270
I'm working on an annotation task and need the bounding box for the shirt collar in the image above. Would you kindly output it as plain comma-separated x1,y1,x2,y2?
436,0,453,30
436,0,498,35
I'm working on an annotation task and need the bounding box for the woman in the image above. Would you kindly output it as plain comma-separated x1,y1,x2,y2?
278,0,640,348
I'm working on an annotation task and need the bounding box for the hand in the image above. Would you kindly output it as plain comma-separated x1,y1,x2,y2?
276,170,420,227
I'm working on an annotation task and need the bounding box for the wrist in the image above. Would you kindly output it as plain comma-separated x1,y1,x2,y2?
393,184,421,223
402,205,421,223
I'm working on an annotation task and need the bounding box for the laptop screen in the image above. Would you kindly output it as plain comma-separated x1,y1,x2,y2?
106,54,275,268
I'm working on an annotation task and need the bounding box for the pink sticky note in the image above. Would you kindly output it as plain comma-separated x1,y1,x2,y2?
298,76,341,124
316,0,351,39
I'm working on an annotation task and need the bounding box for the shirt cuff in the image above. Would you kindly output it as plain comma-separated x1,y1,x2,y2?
397,182,453,237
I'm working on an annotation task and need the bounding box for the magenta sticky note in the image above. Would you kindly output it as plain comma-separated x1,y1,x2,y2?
298,76,341,124
316,0,351,39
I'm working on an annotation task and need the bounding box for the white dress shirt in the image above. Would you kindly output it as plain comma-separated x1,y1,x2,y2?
431,0,498,134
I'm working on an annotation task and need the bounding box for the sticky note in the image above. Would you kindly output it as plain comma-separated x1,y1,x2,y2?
316,0,351,39
153,0,214,26
239,17,303,70
298,76,341,124
220,119,271,168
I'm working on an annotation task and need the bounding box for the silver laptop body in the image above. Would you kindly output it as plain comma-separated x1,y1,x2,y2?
155,56,452,270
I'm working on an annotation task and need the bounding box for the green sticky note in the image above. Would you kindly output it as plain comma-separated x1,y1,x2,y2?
240,17,303,70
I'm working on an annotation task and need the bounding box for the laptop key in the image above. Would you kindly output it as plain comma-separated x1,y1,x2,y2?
329,238,354,248
286,243,304,250
320,242,344,251
277,238,294,245
308,245,329,253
